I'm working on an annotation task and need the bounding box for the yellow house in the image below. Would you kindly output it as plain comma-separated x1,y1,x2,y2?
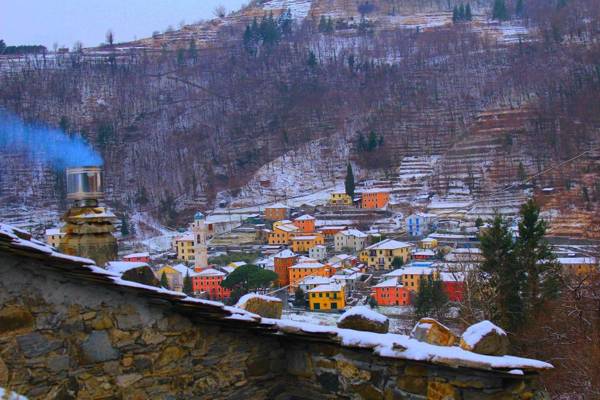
420,237,438,249
174,235,195,262
45,228,65,249
156,264,191,292
384,266,438,293
361,239,412,270
267,221,299,246
329,192,353,206
557,257,598,277
308,284,345,311
290,234,325,253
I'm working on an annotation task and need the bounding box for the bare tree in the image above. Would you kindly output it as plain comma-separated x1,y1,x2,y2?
214,5,227,18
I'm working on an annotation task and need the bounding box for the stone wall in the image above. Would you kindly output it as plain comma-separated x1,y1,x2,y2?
0,252,548,400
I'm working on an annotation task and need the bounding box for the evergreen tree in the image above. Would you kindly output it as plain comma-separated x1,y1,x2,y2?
475,217,484,228
326,17,335,33
367,130,378,151
465,3,473,20
515,200,561,315
221,264,278,293
357,132,367,151
479,214,523,331
453,6,459,23
183,271,193,295
414,275,448,320
517,161,527,182
176,48,186,66
345,163,355,198
367,295,378,308
348,54,355,71
294,287,307,307
319,16,328,32
120,215,130,236
0,40,6,54
188,39,198,62
278,9,293,35
307,50,318,68
391,256,404,268
458,4,466,20
492,0,510,21
160,271,170,289
515,0,524,17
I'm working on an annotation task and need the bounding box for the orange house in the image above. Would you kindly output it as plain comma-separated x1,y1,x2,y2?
192,268,231,301
274,249,298,286
293,215,316,233
288,259,331,291
264,203,290,221
361,189,390,209
372,278,410,306
123,252,151,263
318,226,347,238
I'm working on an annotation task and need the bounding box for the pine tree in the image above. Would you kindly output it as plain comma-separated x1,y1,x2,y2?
307,51,318,68
475,217,484,228
188,39,197,63
345,163,355,198
465,3,473,20
492,0,510,21
326,17,334,33
183,271,193,295
160,271,170,289
293,287,306,307
517,161,527,182
120,215,130,236
367,130,378,151
480,215,523,331
453,6,459,23
414,275,448,320
515,200,561,315
515,0,524,17
458,4,466,20
368,295,378,308
319,15,328,32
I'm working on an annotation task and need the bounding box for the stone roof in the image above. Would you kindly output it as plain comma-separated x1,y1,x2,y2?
0,222,553,374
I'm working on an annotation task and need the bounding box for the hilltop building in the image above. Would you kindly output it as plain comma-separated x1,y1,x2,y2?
360,189,390,209
328,192,353,206
264,203,290,222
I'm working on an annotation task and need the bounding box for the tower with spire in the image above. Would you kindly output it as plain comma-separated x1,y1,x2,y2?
192,211,208,272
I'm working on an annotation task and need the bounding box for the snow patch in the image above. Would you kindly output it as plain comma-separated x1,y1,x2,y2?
339,306,388,324
461,320,507,348
236,292,282,308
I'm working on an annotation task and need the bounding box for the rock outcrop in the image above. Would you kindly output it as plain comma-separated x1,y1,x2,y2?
411,317,458,347
337,306,389,333
460,320,509,356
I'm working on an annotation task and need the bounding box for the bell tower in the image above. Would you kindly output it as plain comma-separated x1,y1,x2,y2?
192,211,208,272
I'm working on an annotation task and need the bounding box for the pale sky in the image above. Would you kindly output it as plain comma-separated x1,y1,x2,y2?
2,0,248,49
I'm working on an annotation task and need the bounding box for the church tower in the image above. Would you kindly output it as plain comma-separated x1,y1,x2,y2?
192,211,208,272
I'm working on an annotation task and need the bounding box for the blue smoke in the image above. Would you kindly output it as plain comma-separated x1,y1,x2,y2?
0,109,103,168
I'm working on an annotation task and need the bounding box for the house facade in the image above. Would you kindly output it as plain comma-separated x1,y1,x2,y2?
192,268,230,301
372,278,410,306
361,239,412,270
328,192,353,206
334,229,368,252
360,189,390,209
405,213,438,237
308,284,345,311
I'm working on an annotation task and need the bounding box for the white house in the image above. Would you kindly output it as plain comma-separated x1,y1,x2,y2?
309,245,327,261
334,229,368,252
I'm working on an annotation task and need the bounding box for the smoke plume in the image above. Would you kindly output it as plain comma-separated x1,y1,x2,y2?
0,109,103,168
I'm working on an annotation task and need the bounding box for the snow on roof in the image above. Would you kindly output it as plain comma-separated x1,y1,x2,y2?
298,275,332,285
557,257,597,265
222,266,236,274
341,229,368,238
461,320,507,348
106,261,149,274
374,278,403,288
440,272,465,282
319,225,347,230
452,248,482,254
413,249,435,256
359,188,392,193
293,235,318,240
266,202,289,209
291,261,325,269
0,222,553,373
45,228,63,236
275,249,297,258
295,214,315,221
422,237,437,242
171,263,192,276
308,283,343,292
275,224,299,233
236,293,281,308
366,239,412,250
385,267,435,277
312,244,326,249
339,306,388,324
124,252,150,258
197,268,226,277
331,254,352,261
229,261,247,267
175,234,194,242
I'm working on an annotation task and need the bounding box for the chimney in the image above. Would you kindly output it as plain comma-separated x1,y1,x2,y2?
58,166,117,266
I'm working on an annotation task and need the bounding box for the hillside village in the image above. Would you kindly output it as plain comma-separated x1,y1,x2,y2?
41,165,599,331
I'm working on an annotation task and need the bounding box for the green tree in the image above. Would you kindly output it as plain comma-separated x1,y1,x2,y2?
515,200,561,315
515,0,524,17
345,163,355,199
183,271,193,295
475,217,484,228
188,39,198,62
120,215,130,236
367,130,378,151
414,274,448,320
453,6,459,23
517,161,527,182
307,50,318,68
221,264,278,294
391,256,404,268
0,39,6,54
465,3,472,20
492,0,510,21
479,214,522,331
368,295,378,308
176,48,186,66
160,271,170,289
294,287,307,307
458,4,465,20
319,15,328,32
